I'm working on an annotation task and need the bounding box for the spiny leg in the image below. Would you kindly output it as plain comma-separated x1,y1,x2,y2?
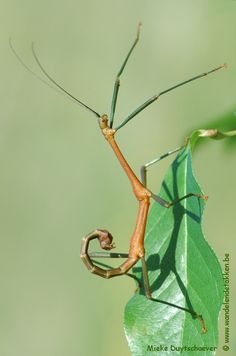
115,64,226,131
140,257,207,333
109,22,141,128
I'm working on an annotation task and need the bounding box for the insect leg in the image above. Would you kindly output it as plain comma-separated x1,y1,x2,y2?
115,64,226,131
139,146,208,207
150,190,208,208
88,255,141,287
140,145,184,187
140,257,207,332
109,22,141,128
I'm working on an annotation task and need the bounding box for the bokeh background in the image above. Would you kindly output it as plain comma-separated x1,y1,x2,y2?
1,1,235,355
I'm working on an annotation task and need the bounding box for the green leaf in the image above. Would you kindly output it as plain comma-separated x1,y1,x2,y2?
124,145,223,356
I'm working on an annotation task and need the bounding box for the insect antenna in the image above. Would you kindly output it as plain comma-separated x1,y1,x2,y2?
9,37,64,96
31,43,101,118
9,38,101,118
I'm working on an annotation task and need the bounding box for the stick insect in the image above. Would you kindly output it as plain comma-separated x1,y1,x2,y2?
10,23,226,332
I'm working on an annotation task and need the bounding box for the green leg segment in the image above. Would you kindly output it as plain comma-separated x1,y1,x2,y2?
109,23,141,128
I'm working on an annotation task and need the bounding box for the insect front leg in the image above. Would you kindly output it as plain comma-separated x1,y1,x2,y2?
109,22,141,128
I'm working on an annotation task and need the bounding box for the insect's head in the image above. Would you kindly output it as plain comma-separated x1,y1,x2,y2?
99,114,116,140
99,114,109,129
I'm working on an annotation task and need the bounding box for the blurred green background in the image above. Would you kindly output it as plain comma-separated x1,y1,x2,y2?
1,1,235,355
